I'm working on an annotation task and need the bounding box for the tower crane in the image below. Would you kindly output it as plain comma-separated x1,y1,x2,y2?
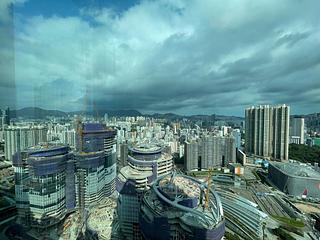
205,168,213,210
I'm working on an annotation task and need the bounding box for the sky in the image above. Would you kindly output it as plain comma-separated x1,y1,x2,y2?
0,0,320,116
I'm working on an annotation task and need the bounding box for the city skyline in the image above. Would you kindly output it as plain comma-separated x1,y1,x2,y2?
1,0,320,116
1,2,320,239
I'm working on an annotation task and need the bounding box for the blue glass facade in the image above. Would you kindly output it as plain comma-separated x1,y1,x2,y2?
13,145,73,228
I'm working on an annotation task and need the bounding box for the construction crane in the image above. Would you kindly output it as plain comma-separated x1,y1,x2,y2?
204,168,213,210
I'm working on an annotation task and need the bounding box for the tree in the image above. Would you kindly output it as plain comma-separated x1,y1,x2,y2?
289,144,320,164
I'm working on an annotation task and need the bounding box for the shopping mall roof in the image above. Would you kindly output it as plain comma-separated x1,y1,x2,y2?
271,161,320,179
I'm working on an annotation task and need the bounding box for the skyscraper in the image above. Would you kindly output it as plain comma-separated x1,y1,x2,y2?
75,151,107,208
245,104,290,161
75,123,117,209
290,117,305,144
13,145,74,228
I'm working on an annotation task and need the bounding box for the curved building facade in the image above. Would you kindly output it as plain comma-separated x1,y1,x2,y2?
117,144,173,240
128,144,173,181
268,161,320,199
13,145,73,228
215,188,268,239
140,173,225,240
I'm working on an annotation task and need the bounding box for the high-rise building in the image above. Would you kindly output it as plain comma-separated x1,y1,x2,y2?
60,129,76,149
184,136,236,171
75,123,117,209
201,136,235,168
75,151,107,208
140,173,225,240
117,166,153,240
232,129,241,149
119,142,128,168
4,126,48,161
184,140,199,171
117,144,173,240
245,105,290,161
127,144,173,179
13,145,74,228
290,117,305,144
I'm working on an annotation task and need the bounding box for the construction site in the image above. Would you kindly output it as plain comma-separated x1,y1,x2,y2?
140,172,225,240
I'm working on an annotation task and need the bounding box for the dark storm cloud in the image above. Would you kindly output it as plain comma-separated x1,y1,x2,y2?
8,0,320,115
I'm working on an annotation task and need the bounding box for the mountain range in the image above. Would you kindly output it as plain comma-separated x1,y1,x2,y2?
8,107,244,122
8,107,320,131
9,107,141,119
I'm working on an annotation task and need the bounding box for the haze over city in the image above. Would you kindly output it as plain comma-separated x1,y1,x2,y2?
1,0,320,116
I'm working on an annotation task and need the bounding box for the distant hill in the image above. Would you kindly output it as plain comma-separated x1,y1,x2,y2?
11,107,67,119
9,107,246,122
14,108,320,127
9,107,320,123
10,107,142,119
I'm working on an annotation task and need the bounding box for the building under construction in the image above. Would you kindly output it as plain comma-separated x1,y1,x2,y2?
139,173,225,240
12,122,118,238
75,123,117,209
13,144,74,228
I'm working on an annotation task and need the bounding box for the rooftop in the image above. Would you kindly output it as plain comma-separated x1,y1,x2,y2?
146,173,224,229
119,166,152,180
5,125,47,130
82,122,116,134
83,123,104,131
271,161,320,179
128,152,172,162
159,175,200,199
129,143,162,153
24,144,69,158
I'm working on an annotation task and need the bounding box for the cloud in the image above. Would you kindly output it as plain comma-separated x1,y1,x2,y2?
7,0,320,115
